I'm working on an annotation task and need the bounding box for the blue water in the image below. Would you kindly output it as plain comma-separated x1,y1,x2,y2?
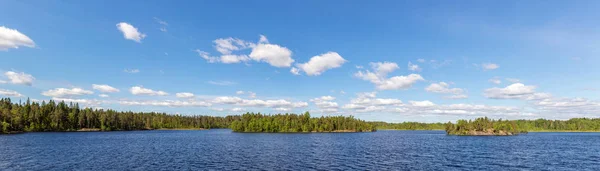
1,130,599,170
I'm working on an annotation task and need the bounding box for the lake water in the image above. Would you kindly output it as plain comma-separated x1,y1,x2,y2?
1,130,599,170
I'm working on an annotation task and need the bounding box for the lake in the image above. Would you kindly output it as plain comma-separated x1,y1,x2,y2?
1,130,599,170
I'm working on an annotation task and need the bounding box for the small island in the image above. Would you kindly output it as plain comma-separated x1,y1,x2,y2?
444,117,526,136
230,113,376,133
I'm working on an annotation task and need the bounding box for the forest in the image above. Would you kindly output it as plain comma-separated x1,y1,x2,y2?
230,112,376,132
0,98,237,133
3,97,600,134
444,117,526,135
443,117,600,135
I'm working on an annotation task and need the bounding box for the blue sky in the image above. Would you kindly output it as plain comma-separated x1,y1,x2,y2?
1,0,599,122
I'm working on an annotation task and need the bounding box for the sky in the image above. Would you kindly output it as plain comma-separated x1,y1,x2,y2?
1,0,600,123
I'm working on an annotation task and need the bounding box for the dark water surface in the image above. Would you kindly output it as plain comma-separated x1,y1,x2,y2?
1,130,599,170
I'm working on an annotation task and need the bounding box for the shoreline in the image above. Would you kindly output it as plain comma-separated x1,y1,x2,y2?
378,129,600,133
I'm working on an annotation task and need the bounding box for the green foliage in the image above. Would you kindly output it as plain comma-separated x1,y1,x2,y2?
0,98,238,133
230,112,376,132
445,117,526,135
370,122,445,130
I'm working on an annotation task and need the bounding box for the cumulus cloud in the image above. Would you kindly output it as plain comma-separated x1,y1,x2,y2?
42,88,94,97
425,82,467,99
484,83,552,101
129,86,168,96
0,89,23,97
99,94,109,98
4,71,35,86
211,96,308,109
417,59,426,63
195,37,255,64
220,54,250,64
176,92,195,98
116,22,146,43
119,100,211,107
249,43,294,67
481,63,499,70
214,37,255,54
92,84,120,93
407,62,422,72
295,52,346,76
355,62,424,90
197,35,294,67
0,26,36,50
310,96,339,113
52,97,103,106
409,100,436,107
290,67,300,75
342,92,403,113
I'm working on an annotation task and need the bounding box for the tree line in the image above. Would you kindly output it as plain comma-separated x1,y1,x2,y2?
0,98,237,133
444,117,526,135
230,112,376,132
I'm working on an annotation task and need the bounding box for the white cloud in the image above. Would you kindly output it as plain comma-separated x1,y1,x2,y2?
484,83,551,100
249,43,294,67
42,88,94,97
236,91,245,95
445,94,469,99
92,84,120,93
124,69,140,73
176,92,195,98
295,52,346,76
0,80,5,84
342,92,403,113
232,108,245,112
4,71,35,86
0,26,35,50
489,78,501,84
195,50,219,63
214,37,255,54
310,96,339,113
274,107,291,112
0,89,23,97
196,37,256,64
375,74,424,90
356,106,386,113
197,35,294,67
119,100,211,107
211,96,308,109
99,94,109,98
425,82,467,99
207,81,236,86
290,67,300,75
408,62,422,72
481,63,499,70
409,100,436,107
210,108,224,111
417,59,426,63
355,62,424,90
129,86,168,96
220,54,250,64
116,22,146,43
52,97,103,106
